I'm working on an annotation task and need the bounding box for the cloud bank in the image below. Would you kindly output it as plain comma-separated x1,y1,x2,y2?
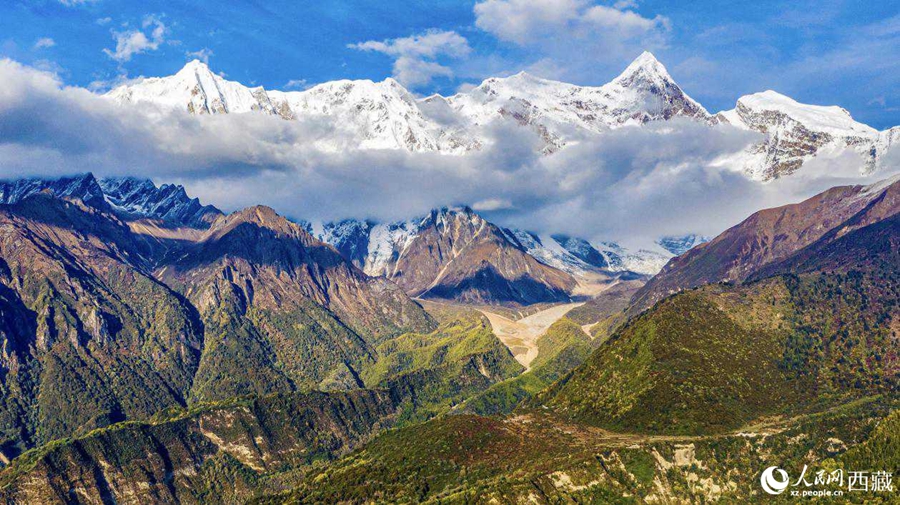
473,0,670,81
0,59,895,247
349,30,471,89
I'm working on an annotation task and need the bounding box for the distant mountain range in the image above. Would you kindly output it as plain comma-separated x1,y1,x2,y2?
107,52,898,180
0,174,698,307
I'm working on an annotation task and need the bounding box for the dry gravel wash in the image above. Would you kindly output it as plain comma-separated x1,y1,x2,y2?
479,302,584,370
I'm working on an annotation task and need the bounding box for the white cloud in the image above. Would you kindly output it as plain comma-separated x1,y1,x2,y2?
34,38,56,50
350,30,471,88
103,15,167,63
58,0,97,6
0,59,895,246
473,0,669,82
285,78,310,90
474,0,585,45
186,47,213,64
613,0,638,9
473,198,514,211
96,17,112,25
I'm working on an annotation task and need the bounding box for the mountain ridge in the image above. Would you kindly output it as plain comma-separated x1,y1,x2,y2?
631,175,900,312
106,53,898,180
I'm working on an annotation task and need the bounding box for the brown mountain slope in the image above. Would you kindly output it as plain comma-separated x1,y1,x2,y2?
386,207,576,305
156,206,435,400
0,196,434,459
631,176,900,312
0,195,204,455
538,179,900,435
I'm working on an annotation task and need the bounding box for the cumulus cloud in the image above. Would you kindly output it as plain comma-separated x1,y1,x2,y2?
474,0,669,81
185,48,213,64
103,15,167,63
0,59,895,247
34,38,56,49
350,30,471,88
285,78,310,90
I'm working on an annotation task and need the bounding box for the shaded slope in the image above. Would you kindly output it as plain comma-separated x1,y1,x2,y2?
375,207,576,306
0,195,204,455
158,205,434,399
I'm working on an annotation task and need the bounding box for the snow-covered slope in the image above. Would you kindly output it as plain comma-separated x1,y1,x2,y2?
107,61,475,152
500,230,597,274
105,52,708,155
656,234,710,256
106,55,898,179
714,90,895,180
99,177,222,227
443,52,709,152
0,173,221,228
0,173,108,209
107,60,280,116
269,79,477,152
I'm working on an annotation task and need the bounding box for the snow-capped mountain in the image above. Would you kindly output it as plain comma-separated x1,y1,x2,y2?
0,173,108,210
656,234,710,256
105,52,707,155
501,230,695,276
106,60,279,116
307,206,576,305
0,173,221,228
441,51,709,152
309,211,692,278
107,60,475,153
99,177,222,227
714,90,897,180
106,52,897,179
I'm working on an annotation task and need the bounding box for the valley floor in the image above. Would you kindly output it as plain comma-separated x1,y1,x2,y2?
478,302,585,370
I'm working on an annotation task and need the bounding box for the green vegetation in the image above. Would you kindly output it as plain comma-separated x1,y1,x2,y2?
538,270,898,435
251,399,899,504
364,310,523,423
0,390,398,504
536,281,804,434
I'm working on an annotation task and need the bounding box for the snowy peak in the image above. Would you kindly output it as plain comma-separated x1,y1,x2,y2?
602,51,709,122
0,173,108,210
735,90,876,137
104,55,712,155
0,173,221,228
108,60,279,116
612,51,673,87
717,90,890,180
174,59,214,81
102,56,896,180
99,177,222,228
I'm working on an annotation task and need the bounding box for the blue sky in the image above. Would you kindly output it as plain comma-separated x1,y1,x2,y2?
1,0,898,128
